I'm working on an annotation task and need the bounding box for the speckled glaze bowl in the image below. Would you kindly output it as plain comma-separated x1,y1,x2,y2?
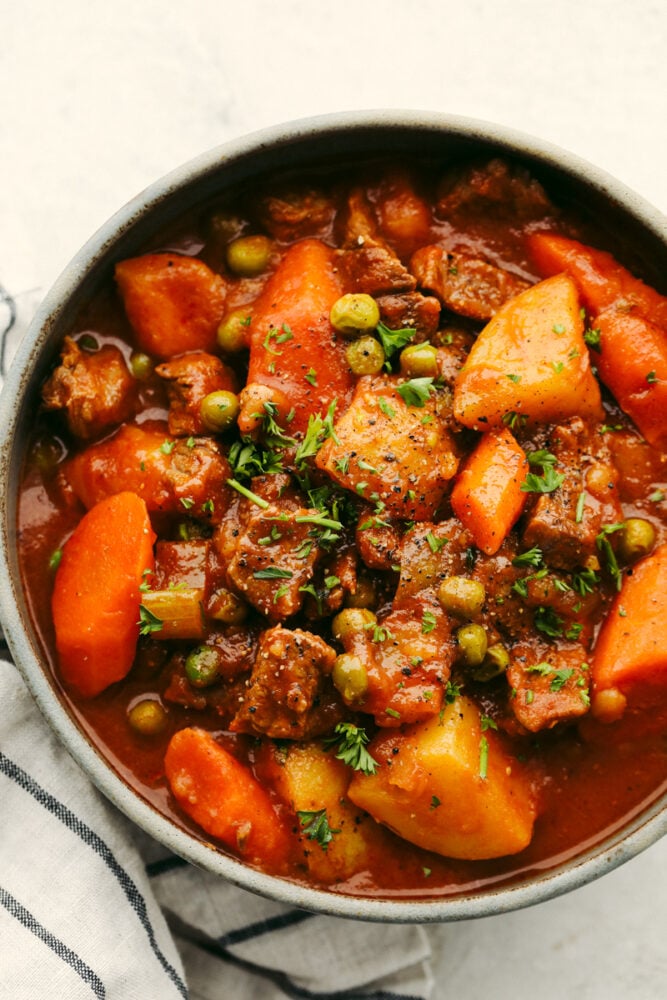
1,111,666,922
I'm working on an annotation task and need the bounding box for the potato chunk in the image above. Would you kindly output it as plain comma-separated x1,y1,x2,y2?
259,741,389,883
454,274,603,429
316,374,458,520
348,696,536,860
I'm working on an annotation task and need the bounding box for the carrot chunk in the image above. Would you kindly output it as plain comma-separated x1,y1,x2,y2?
529,232,667,330
592,309,667,448
52,491,156,697
115,254,227,358
592,543,667,701
246,239,355,432
450,428,529,555
165,727,291,868
453,273,603,429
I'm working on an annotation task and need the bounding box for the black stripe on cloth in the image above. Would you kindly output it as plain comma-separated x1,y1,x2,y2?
185,932,425,1000
145,855,190,878
0,752,187,999
218,908,314,947
0,885,106,998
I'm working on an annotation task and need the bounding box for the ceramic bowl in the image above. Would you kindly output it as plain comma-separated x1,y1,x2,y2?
1,111,666,922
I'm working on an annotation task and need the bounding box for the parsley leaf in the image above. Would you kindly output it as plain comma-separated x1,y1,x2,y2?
396,377,435,407
421,610,437,634
252,567,293,580
294,401,340,468
584,327,602,352
297,809,340,850
138,604,163,636
323,723,378,775
375,321,416,358
521,450,564,494
512,546,543,568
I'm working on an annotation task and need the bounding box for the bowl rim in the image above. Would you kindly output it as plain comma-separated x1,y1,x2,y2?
1,109,666,923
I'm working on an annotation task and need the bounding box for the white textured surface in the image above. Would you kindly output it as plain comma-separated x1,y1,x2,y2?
2,1,666,996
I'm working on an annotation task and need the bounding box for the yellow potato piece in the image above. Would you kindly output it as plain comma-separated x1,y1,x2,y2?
348,696,537,860
267,741,389,883
453,273,603,429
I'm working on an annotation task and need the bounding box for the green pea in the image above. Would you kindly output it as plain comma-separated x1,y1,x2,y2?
456,624,488,667
184,646,222,688
208,588,248,625
618,518,656,564
472,643,510,682
437,576,486,619
330,293,381,336
399,342,438,378
332,607,377,644
127,699,168,735
129,351,154,380
200,390,240,433
346,336,385,376
226,235,272,276
332,653,368,704
344,575,377,610
217,308,251,354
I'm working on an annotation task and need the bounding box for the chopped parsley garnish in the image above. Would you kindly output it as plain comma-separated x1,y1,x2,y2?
521,450,564,494
571,566,600,596
226,478,271,509
323,723,378,775
49,548,63,571
584,327,602,352
595,522,625,591
551,361,564,374
444,681,462,704
421,610,437,634
180,497,195,510
479,736,489,779
297,809,340,850
552,323,565,335
502,410,528,431
396,377,436,408
426,531,447,553
378,396,396,419
160,440,175,455
138,604,163,636
506,373,521,383
305,367,318,386
649,489,665,502
646,371,658,384
534,605,564,638
480,715,498,732
430,795,441,809
526,662,575,691
263,323,294,353
375,321,415,358
252,567,293,580
294,401,340,468
565,622,584,641
512,546,543,568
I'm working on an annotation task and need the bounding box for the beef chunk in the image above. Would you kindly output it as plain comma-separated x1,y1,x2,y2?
164,437,232,525
316,374,459,521
355,513,401,572
230,626,340,738
522,418,623,571
155,351,237,436
258,188,336,243
375,291,441,338
411,246,530,321
337,595,454,726
214,477,326,620
507,641,591,732
337,246,417,296
153,539,209,589
41,336,135,440
437,158,554,222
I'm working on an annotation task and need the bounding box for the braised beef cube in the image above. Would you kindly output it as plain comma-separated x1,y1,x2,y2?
165,437,232,525
301,547,357,620
218,502,323,620
155,351,237,436
396,520,470,602
356,513,402,572
437,158,554,222
339,595,454,727
41,336,135,440
375,292,441,339
337,246,417,296
507,642,591,732
343,187,382,248
522,418,623,571
230,626,340,738
316,375,458,521
411,246,530,322
258,188,336,243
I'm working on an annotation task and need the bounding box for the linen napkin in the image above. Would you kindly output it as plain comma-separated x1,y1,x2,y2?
0,291,434,1000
